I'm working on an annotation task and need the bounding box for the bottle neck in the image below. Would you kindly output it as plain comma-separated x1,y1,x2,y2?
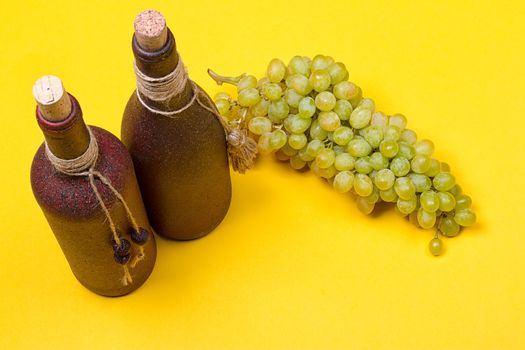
132,29,193,112
37,94,91,160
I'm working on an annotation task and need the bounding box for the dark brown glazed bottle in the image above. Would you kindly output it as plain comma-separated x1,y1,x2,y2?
121,10,232,240
31,76,156,296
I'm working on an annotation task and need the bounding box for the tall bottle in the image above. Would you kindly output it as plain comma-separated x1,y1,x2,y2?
31,76,156,296
122,10,232,240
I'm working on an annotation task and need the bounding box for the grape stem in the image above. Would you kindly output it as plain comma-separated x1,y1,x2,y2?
208,69,247,86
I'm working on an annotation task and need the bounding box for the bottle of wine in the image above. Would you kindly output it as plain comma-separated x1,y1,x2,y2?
31,76,156,296
122,10,233,240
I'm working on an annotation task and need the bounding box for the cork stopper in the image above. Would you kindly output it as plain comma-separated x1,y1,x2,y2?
134,10,168,51
33,75,72,122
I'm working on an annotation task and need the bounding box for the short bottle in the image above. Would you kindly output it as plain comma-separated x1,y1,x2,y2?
122,10,233,240
31,76,156,296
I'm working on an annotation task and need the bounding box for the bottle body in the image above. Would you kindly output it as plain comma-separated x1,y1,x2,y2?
121,29,231,240
31,103,156,296
122,86,232,240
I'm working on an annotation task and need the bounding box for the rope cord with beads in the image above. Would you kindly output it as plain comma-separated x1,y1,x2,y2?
133,56,258,174
44,127,149,286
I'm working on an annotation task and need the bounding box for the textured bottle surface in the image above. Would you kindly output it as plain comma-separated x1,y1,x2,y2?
121,30,232,240
31,125,156,296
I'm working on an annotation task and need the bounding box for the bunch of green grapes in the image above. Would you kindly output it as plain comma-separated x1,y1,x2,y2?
209,55,476,256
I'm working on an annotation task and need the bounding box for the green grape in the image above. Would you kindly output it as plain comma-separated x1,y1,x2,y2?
316,148,336,168
288,133,308,150
286,74,312,95
315,91,337,111
309,119,329,140
394,177,416,200
415,139,434,156
287,55,310,76
356,196,375,215
262,83,283,101
267,58,287,83
248,116,272,135
400,129,417,145
455,194,472,211
257,132,273,155
311,54,332,71
319,165,337,179
298,147,315,162
449,184,462,196
349,107,372,129
250,99,270,117
368,170,378,182
237,75,258,91
409,211,419,227
354,174,374,197
269,129,287,150
333,126,354,146
397,142,416,160
380,187,398,202
397,196,417,215
369,152,389,170
439,216,460,237
334,99,353,120
408,173,432,192
349,86,363,108
379,140,399,158
333,145,346,155
433,172,456,192
318,111,341,131
275,150,290,162
333,171,354,193
428,237,443,256
417,208,436,229
361,125,384,148
374,169,396,190
358,98,375,111
280,143,298,157
334,153,355,171
411,154,432,173
333,81,359,100
437,192,456,212
285,88,303,108
425,159,441,177
355,156,373,174
298,96,316,118
284,115,311,134
388,114,407,130
309,69,331,92
371,111,388,128
289,154,307,170
420,190,440,212
214,92,231,102
327,62,349,84
268,98,290,121
238,87,261,107
390,157,411,177
365,187,380,204
440,162,451,172
347,138,372,157
454,209,476,227
306,139,325,157
383,125,401,142
215,98,230,116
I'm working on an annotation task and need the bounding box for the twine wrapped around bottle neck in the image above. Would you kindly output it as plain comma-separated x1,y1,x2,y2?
133,51,188,104
133,55,257,173
45,127,145,286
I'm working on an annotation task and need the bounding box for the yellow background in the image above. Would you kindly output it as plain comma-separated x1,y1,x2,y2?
1,0,524,349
